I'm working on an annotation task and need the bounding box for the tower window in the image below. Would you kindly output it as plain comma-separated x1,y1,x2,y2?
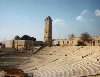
45,22,47,24
63,41,64,44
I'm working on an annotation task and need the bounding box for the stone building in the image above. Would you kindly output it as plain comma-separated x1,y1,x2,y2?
2,40,44,52
44,16,52,46
2,40,32,49
92,36,100,46
53,36,100,46
2,40,14,48
53,37,79,46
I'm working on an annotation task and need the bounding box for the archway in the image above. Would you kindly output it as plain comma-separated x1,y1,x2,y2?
93,41,95,46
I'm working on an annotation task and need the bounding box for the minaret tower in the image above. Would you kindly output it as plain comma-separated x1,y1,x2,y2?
44,16,52,46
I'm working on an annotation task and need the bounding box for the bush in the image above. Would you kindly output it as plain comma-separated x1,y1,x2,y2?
76,40,86,46
77,32,92,46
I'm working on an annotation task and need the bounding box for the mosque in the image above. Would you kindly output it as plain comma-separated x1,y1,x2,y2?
0,16,100,51
0,16,100,77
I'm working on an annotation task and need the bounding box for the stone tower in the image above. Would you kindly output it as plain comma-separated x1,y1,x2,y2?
44,16,52,46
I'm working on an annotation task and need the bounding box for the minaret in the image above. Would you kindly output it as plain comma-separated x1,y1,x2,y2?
44,16,52,46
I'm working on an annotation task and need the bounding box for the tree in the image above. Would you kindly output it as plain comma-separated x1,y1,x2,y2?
68,34,75,39
21,35,36,41
14,35,20,40
77,40,86,46
30,37,36,41
80,32,92,42
77,32,92,46
21,35,30,40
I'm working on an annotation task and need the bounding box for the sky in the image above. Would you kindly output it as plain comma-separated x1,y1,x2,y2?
0,0,100,41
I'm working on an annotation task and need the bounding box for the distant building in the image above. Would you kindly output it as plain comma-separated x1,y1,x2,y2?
2,40,44,53
53,36,100,46
92,36,100,46
53,37,79,46
44,16,52,46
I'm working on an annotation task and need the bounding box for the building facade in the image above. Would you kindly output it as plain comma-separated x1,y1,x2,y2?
44,16,52,46
92,36,100,46
53,36,100,46
53,37,79,46
2,40,44,53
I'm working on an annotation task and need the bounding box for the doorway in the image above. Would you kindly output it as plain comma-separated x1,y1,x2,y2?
93,41,95,46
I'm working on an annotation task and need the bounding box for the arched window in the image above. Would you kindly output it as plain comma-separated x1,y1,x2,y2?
67,41,69,44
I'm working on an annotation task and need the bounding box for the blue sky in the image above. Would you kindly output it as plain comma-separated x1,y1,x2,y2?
0,0,100,41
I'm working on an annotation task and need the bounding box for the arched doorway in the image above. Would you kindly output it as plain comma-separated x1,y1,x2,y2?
93,41,95,46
